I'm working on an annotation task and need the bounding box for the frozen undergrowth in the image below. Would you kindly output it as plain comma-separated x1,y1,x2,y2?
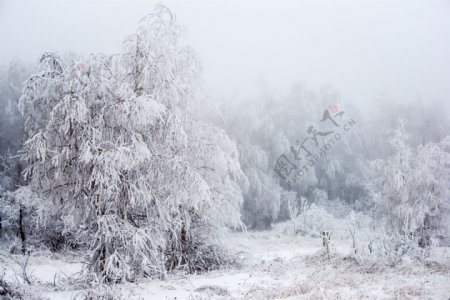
1,230,449,300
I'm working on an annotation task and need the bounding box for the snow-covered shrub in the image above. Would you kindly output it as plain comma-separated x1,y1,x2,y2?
275,203,337,237
0,277,26,300
0,275,43,300
0,186,39,254
317,194,355,219
0,280,16,298
0,185,70,254
166,231,235,273
346,211,361,253
354,228,428,266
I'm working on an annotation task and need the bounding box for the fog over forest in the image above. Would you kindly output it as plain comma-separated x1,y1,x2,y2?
1,1,450,299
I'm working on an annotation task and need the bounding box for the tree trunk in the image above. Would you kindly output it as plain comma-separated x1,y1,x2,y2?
19,205,26,254
15,163,26,254
99,244,106,276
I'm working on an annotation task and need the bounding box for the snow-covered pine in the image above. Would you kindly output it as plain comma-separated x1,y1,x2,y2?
19,5,243,282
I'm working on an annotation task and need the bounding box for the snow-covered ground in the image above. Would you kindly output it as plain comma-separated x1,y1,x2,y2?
2,231,450,299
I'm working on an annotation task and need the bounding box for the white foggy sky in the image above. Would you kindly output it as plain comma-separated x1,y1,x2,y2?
1,0,450,109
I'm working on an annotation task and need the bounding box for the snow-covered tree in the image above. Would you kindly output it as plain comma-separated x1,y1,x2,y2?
0,61,30,245
218,87,287,229
0,61,28,156
369,120,450,250
215,82,369,227
186,118,245,228
19,5,243,282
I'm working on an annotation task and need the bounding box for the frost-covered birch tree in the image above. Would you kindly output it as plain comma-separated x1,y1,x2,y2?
19,5,244,282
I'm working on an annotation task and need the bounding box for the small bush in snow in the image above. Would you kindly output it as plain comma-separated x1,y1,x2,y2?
275,203,336,237
0,277,43,300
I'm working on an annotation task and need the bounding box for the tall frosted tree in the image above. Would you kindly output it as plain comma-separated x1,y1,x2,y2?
19,5,244,282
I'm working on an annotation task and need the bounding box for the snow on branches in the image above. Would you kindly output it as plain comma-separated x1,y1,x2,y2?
19,5,243,282
369,120,450,251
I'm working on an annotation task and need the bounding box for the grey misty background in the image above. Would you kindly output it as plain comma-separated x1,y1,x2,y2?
1,0,450,108
0,0,450,296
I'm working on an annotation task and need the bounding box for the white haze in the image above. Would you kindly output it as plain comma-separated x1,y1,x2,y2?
1,0,450,112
